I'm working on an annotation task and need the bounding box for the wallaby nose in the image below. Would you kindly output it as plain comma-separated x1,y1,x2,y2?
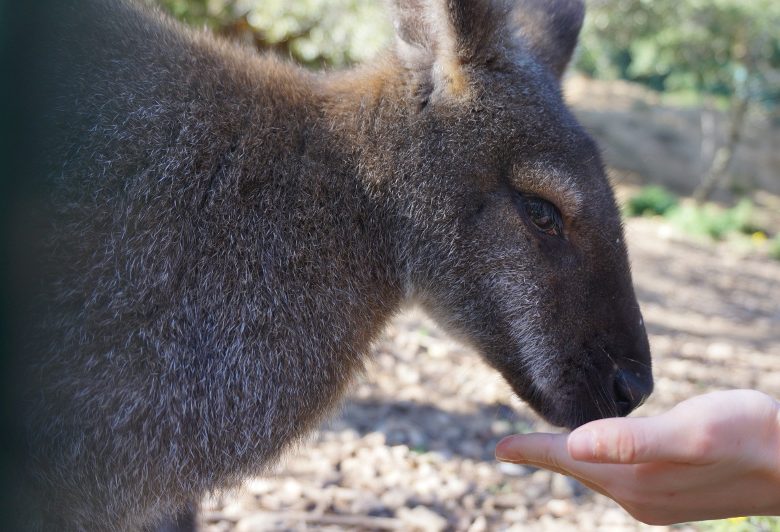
613,368,652,417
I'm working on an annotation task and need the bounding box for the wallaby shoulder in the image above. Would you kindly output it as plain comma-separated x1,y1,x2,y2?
24,1,402,528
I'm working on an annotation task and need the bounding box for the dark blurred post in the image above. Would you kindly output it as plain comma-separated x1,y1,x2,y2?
1,0,65,528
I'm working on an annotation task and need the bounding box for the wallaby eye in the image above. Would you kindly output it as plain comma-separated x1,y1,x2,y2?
521,195,564,237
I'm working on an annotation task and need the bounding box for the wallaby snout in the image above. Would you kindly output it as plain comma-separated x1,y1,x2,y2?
614,367,653,416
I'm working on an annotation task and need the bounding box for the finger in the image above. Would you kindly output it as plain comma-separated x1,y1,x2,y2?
567,412,711,464
495,433,621,481
496,433,565,465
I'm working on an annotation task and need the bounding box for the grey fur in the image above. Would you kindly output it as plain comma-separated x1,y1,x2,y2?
13,0,652,529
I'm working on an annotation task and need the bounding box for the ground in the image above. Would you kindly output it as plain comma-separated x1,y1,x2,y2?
197,215,779,532
197,79,780,531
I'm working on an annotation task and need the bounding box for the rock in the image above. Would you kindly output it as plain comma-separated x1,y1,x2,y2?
525,469,551,499
466,515,487,532
278,479,303,505
538,514,579,531
457,440,484,459
491,419,512,433
600,507,632,528
202,522,232,532
550,473,586,499
259,494,283,512
705,341,734,359
461,494,477,511
363,431,387,447
501,507,528,523
397,506,449,531
545,498,574,517
493,493,525,509
530,469,551,485
440,477,468,498
498,462,529,477
234,513,278,532
219,502,246,522
244,478,274,496
380,489,408,509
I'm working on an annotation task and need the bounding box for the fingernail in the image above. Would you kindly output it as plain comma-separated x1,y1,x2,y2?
494,436,518,462
568,429,595,459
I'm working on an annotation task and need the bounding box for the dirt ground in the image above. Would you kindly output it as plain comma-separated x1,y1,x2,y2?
197,213,779,532
197,79,780,531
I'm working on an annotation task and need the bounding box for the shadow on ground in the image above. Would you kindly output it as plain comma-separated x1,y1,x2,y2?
324,398,538,462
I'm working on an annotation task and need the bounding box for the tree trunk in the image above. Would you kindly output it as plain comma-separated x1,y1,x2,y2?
693,93,750,204
698,100,717,178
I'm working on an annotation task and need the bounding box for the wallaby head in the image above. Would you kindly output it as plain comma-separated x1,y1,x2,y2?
341,0,653,429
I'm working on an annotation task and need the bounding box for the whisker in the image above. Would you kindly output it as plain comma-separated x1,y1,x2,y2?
600,346,652,372
619,355,652,370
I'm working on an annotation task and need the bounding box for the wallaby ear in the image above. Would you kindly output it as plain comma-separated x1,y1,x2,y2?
391,0,509,102
511,0,584,79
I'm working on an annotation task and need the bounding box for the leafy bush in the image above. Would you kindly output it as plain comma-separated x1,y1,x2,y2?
576,0,780,106
770,235,780,261
696,515,780,532
155,0,391,67
625,186,679,217
666,198,756,240
625,189,774,249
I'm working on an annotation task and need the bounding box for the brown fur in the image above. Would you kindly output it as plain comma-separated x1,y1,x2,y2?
7,0,652,529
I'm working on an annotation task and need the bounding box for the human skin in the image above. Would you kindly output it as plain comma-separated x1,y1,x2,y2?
495,389,780,525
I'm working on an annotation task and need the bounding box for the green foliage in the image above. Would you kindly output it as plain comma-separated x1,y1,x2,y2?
153,0,233,27
666,198,757,240
770,235,780,261
696,516,780,532
240,0,390,66
625,186,679,217
625,189,775,250
154,0,391,67
576,0,780,105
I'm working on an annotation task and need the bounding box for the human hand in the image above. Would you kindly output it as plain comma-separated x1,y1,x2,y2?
495,389,780,525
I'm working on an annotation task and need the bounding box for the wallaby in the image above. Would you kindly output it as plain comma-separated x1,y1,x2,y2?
6,0,653,529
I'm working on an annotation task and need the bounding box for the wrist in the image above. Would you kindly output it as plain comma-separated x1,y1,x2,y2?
768,398,780,507
752,397,780,517
774,398,780,473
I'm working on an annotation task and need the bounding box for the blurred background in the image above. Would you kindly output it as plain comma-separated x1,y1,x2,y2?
151,1,780,530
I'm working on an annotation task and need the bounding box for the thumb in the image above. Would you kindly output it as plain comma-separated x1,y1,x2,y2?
495,433,571,470
567,413,693,464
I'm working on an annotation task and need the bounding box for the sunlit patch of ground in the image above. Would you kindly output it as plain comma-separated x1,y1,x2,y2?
199,215,779,531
